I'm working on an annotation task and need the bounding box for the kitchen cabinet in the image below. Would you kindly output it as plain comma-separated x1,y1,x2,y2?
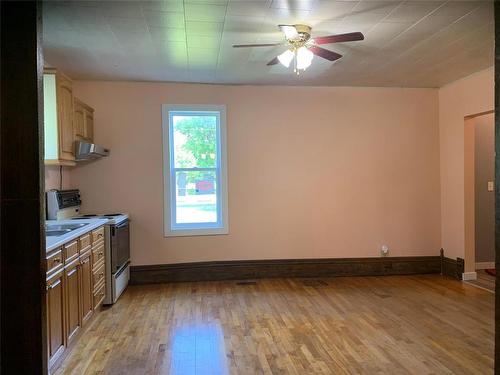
46,268,65,367
80,251,93,326
44,68,76,166
46,225,107,371
65,258,81,345
74,98,94,142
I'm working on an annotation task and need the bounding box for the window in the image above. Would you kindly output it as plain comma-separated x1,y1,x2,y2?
162,105,228,236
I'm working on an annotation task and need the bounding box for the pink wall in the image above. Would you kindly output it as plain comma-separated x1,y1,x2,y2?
438,68,494,264
70,81,441,266
45,165,71,191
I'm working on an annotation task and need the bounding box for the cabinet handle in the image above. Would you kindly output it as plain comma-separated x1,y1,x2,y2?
49,279,61,289
53,257,61,264
67,267,78,276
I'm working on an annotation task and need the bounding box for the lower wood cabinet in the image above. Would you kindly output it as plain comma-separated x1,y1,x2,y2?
46,225,106,371
46,269,65,367
80,251,93,325
65,259,81,345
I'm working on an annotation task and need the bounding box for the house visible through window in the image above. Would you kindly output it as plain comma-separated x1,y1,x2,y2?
162,105,228,236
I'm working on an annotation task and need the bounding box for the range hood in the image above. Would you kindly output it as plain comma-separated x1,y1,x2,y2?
75,140,110,161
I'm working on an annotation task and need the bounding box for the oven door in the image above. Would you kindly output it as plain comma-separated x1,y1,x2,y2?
111,220,130,273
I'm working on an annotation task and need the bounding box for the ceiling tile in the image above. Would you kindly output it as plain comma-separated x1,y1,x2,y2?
100,2,143,18
188,48,219,68
187,34,221,49
270,0,317,11
141,1,185,13
351,1,401,15
227,1,271,17
150,27,187,42
308,1,357,20
143,11,185,28
365,22,410,45
185,3,227,22
107,17,148,33
385,1,445,23
186,21,224,35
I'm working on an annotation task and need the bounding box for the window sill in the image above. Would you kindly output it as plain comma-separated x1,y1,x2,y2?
164,228,229,237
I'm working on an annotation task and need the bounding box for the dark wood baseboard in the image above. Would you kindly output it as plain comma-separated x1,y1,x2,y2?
440,249,464,280
130,256,443,285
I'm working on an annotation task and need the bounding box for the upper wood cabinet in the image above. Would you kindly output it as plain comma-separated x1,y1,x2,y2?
44,68,76,166
74,98,94,142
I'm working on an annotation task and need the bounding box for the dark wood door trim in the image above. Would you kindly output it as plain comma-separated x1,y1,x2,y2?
495,2,500,374
0,1,47,373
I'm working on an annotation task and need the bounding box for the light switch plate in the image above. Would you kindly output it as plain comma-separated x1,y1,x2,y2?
488,181,494,192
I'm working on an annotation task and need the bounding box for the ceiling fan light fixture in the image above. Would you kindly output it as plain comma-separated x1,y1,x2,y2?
280,25,300,40
296,47,313,71
277,49,294,68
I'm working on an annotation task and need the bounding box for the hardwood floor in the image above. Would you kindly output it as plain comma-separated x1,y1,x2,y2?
54,275,494,375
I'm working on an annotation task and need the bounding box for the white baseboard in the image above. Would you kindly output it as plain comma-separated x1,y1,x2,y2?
462,272,477,281
475,262,495,270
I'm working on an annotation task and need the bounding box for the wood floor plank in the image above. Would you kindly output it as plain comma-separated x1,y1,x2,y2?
54,275,494,375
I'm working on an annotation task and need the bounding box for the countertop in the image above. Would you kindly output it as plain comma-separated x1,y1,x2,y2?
46,218,108,252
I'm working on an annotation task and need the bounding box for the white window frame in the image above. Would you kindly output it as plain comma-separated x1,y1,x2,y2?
162,104,228,237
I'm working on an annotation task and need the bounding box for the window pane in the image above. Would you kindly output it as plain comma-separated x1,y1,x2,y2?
172,114,217,168
175,170,217,224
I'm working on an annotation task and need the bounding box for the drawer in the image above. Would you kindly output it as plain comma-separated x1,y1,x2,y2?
93,281,106,308
92,261,105,288
79,233,91,252
46,248,63,274
64,240,79,264
92,242,105,267
91,226,104,244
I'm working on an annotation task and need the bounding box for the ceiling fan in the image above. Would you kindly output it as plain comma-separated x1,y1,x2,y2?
233,25,364,75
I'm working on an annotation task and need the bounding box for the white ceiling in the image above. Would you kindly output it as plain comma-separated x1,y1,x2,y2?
43,0,494,87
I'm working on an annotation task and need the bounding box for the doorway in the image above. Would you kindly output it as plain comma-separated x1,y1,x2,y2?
464,111,495,290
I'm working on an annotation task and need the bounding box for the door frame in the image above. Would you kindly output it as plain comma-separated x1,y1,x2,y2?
0,1,47,373
464,110,495,277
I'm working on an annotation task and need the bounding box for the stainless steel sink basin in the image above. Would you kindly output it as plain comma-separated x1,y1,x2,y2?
45,223,89,237
46,230,72,237
46,223,88,231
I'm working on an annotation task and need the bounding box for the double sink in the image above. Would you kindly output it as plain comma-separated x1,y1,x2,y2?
45,223,89,237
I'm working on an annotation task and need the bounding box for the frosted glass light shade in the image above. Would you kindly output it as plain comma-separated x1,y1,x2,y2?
296,47,313,70
277,49,294,68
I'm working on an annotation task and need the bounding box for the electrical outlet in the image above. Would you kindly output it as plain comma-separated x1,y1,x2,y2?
381,245,389,257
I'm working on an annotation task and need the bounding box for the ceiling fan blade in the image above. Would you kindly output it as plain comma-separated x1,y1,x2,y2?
233,43,281,48
313,32,364,45
266,56,280,66
279,24,299,39
308,46,342,61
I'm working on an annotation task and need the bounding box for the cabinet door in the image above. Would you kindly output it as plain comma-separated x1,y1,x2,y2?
65,260,81,344
74,100,85,140
57,75,75,161
80,252,93,326
84,109,94,141
47,271,65,366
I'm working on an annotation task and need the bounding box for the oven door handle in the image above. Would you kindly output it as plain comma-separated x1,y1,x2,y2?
115,221,129,229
